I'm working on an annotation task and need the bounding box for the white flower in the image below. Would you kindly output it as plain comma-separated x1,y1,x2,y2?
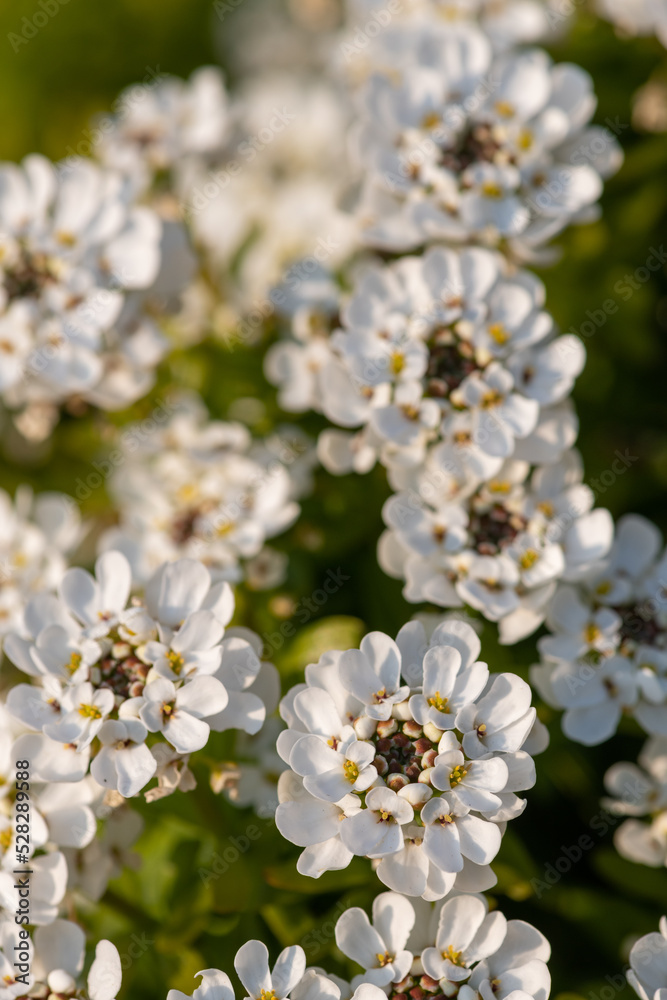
99,396,308,586
276,619,537,896
0,487,81,642
335,892,415,987
353,25,621,254
138,676,228,753
421,894,507,982
5,549,274,795
0,154,166,418
533,513,667,743
90,718,157,797
381,452,611,643
234,941,306,1000
629,917,667,1000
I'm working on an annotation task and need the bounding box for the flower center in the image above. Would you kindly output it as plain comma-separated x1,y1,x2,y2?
428,691,449,713
78,702,102,719
449,765,468,787
376,952,394,968
260,991,277,1000
344,760,360,782
167,650,185,674
519,549,539,570
371,713,440,786
442,944,465,966
67,651,83,674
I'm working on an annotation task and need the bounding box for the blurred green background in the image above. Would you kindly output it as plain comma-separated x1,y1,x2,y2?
1,2,667,999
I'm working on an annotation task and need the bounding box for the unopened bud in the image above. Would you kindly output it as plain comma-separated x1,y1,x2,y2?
423,721,445,743
387,773,410,792
377,718,398,739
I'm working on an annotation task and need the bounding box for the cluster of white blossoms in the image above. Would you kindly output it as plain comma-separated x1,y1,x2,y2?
379,451,612,644
350,19,621,257
0,487,81,642
629,917,667,1000
342,0,572,57
0,153,183,429
3,550,278,798
602,736,667,868
168,892,550,1000
531,514,667,745
596,0,667,47
99,396,312,588
275,618,544,897
0,918,122,1000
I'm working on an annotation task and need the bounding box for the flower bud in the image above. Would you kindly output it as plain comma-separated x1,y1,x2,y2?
418,767,434,785
403,720,423,738
377,718,398,739
387,773,410,792
423,721,445,743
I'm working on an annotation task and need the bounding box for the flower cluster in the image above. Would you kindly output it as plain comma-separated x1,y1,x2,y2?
380,451,612,643
0,918,121,1000
343,0,572,55
4,550,277,798
351,20,621,257
532,514,667,745
276,618,543,897
100,396,312,587
169,892,550,1000
0,487,81,643
0,153,180,428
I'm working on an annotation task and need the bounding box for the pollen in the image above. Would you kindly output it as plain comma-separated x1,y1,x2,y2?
584,623,601,644
167,650,185,674
519,549,539,570
373,687,388,703
481,182,503,199
488,479,511,494
494,100,515,118
78,702,102,719
67,651,83,674
428,691,449,713
518,128,533,150
376,952,394,967
438,813,454,826
442,944,465,966
390,351,405,375
481,389,503,408
378,809,394,822
477,722,487,737
449,764,468,787
0,827,12,851
344,759,360,782
55,230,77,247
488,322,510,345
537,500,554,517
421,111,441,129
596,580,612,596
260,991,277,1000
